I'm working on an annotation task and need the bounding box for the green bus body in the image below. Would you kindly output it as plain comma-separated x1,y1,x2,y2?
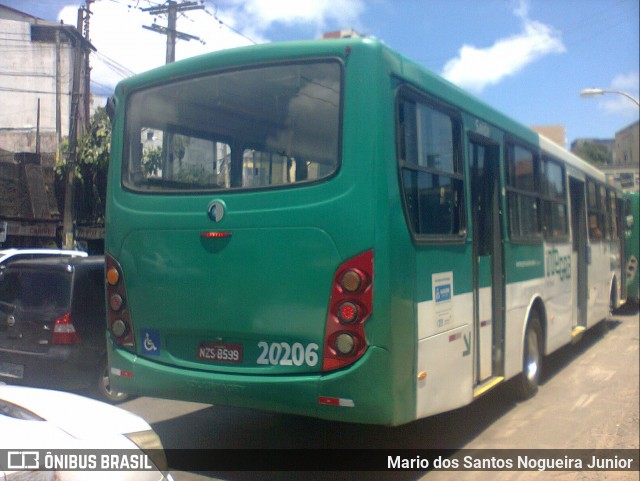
105,39,621,426
624,192,639,303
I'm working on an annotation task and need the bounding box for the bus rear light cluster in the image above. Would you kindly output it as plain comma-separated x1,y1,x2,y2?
340,269,363,293
337,301,359,324
322,250,373,371
109,293,123,311
105,254,136,352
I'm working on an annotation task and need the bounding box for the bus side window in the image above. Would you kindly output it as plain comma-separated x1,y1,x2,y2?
589,215,603,240
587,179,606,242
506,143,541,240
397,92,465,239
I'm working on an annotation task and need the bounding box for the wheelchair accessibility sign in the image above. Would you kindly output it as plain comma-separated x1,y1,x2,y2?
141,329,161,356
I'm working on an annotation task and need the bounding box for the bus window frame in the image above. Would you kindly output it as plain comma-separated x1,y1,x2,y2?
395,85,467,245
587,178,606,242
505,137,543,244
540,155,569,242
606,187,619,241
120,58,345,196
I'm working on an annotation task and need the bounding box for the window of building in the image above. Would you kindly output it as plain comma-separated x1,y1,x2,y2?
31,26,57,43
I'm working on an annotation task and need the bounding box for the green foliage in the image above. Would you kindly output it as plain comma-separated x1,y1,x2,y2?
56,107,111,224
573,142,612,167
142,146,162,177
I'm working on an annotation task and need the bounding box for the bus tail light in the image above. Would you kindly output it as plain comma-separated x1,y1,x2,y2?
337,301,359,324
322,250,373,371
105,254,136,352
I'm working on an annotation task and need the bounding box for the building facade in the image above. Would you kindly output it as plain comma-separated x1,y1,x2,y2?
609,120,640,190
530,125,567,148
570,122,639,192
0,4,95,248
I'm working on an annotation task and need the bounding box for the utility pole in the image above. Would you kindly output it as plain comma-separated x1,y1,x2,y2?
62,7,85,249
83,0,94,129
55,30,62,161
142,1,204,64
35,98,41,155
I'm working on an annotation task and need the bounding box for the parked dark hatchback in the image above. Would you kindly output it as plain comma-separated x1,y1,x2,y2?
0,256,126,402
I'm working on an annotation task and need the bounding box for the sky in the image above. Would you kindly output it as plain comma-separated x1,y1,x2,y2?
3,0,639,147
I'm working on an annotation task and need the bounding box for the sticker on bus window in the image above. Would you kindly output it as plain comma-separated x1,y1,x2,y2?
435,284,452,302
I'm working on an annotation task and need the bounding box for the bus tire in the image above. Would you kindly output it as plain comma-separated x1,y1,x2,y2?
608,279,618,317
513,312,543,400
96,357,129,404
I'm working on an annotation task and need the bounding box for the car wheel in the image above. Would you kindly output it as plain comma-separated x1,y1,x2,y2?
97,358,129,404
513,312,542,400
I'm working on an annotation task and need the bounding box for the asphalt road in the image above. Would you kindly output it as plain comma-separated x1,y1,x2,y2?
121,305,640,481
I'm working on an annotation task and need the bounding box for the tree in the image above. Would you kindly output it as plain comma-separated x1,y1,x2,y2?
56,107,111,225
572,141,612,167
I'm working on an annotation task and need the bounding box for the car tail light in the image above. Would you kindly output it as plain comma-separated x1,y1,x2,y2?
52,313,80,345
322,250,373,371
105,254,136,352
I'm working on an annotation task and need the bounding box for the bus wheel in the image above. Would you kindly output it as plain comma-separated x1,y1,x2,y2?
513,312,542,400
608,281,618,317
96,357,129,404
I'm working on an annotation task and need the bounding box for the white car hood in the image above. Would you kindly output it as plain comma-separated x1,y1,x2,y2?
0,386,150,442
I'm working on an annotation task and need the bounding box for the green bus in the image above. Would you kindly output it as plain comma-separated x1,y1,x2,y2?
105,38,622,426
624,191,639,304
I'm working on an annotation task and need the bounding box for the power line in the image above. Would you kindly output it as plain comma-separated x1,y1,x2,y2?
204,3,257,45
92,50,136,78
141,1,204,63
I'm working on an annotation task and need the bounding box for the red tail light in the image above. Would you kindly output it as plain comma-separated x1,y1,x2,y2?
52,313,80,345
322,250,373,371
105,254,136,352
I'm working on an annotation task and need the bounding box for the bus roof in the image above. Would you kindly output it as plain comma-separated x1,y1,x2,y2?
114,37,607,185
539,135,612,185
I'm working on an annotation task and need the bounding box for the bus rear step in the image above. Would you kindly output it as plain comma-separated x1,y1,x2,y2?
571,326,586,343
473,376,504,398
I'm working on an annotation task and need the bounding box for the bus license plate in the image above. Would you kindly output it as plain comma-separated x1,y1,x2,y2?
197,343,243,364
0,361,24,379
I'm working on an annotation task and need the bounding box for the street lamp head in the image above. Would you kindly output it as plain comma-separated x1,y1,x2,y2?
580,88,605,98
579,88,640,107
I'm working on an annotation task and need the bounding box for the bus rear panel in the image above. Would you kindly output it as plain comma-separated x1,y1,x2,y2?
106,41,415,425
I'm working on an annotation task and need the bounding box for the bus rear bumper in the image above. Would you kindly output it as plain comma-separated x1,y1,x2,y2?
107,342,409,425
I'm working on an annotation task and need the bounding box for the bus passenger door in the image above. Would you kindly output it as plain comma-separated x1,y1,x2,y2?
569,177,588,328
470,137,504,386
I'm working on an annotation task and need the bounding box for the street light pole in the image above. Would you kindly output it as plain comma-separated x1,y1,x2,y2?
580,88,640,107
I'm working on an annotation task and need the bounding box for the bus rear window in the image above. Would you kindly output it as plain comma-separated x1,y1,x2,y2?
123,61,341,193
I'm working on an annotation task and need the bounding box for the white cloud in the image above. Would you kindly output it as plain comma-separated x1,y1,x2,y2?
600,72,640,116
226,0,364,30
59,0,365,93
441,0,565,94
